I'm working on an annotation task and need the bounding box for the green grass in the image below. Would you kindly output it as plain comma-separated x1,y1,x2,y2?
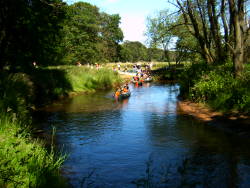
0,114,66,188
62,66,122,92
27,66,122,106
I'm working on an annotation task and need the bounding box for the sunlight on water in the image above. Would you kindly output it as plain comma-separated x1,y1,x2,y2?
37,83,250,188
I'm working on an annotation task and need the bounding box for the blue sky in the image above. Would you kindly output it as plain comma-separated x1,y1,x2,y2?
65,0,172,44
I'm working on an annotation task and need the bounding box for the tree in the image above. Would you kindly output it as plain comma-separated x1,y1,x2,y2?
61,2,101,64
0,0,66,71
228,0,248,76
146,10,175,62
60,2,124,64
120,41,148,62
99,13,124,62
174,0,250,76
147,48,165,62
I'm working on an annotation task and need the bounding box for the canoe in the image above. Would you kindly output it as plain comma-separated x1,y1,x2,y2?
131,80,143,85
118,91,131,100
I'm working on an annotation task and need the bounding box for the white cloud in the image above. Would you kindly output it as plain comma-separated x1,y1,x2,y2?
120,13,147,43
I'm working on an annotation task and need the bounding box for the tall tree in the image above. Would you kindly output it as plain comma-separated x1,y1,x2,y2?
174,0,250,75
0,0,66,71
146,10,175,62
120,41,147,62
228,0,247,76
61,2,101,64
99,13,123,62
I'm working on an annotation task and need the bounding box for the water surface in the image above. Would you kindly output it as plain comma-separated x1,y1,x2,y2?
37,84,250,188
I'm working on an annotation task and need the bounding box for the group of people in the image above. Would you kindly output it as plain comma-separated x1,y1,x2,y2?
112,62,153,73
75,62,103,70
132,71,152,83
114,83,130,98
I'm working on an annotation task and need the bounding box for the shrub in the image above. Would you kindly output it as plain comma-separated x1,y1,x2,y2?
179,62,250,113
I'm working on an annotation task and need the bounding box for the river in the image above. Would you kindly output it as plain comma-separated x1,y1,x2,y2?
36,83,250,188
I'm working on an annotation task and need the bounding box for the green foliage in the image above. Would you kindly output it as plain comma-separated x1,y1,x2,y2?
145,9,176,62
0,0,66,71
120,41,148,62
100,13,124,62
61,2,101,64
60,2,124,64
0,72,35,121
180,62,250,113
172,16,201,62
179,62,209,98
0,114,66,188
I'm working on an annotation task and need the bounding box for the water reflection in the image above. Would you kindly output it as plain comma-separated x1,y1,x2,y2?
36,83,250,188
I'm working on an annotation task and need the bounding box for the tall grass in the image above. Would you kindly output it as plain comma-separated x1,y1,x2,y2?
0,114,66,188
63,66,122,92
28,66,122,106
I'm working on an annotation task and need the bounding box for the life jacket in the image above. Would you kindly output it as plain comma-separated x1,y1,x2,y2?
115,91,120,97
123,88,128,93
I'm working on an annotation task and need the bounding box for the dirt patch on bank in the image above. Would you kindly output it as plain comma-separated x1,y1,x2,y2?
177,101,223,121
177,100,250,136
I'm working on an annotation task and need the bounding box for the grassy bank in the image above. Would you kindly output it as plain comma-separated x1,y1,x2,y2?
0,65,121,187
0,114,66,187
0,66,122,112
179,62,250,113
31,66,122,106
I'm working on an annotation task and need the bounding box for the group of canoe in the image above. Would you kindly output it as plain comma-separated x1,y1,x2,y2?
114,74,153,100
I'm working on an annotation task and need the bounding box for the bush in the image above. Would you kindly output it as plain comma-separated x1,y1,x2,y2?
179,62,250,113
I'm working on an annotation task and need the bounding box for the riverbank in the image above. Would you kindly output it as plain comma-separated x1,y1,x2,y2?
0,66,122,187
178,100,250,137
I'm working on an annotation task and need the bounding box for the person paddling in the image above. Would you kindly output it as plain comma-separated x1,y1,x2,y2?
114,88,121,98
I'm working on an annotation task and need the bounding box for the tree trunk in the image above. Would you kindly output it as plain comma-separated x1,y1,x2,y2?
228,0,245,77
233,15,244,76
207,0,223,63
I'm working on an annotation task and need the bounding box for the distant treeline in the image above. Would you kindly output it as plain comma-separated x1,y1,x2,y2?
120,41,180,63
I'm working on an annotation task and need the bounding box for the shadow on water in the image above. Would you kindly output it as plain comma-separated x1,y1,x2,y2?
35,83,250,188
